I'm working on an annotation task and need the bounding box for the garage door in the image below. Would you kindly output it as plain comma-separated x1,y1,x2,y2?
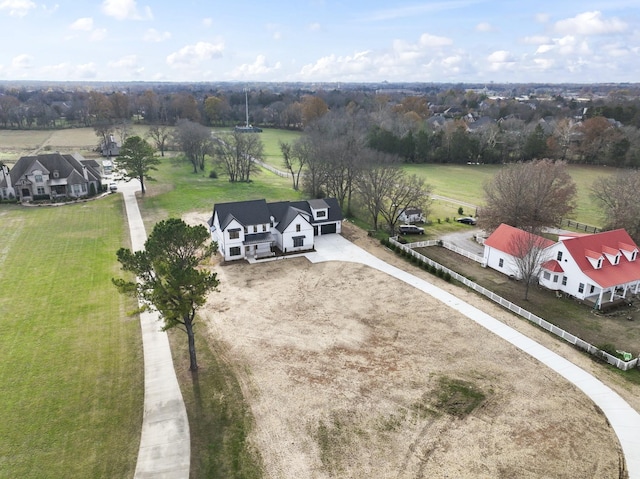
320,223,337,234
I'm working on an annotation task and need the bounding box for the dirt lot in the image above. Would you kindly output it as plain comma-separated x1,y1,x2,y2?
197,220,634,479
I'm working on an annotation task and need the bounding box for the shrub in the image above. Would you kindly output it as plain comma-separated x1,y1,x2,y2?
209,170,218,179
458,207,464,215
444,272,452,282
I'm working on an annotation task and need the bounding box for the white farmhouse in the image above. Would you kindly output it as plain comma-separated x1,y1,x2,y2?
483,223,640,310
209,198,342,261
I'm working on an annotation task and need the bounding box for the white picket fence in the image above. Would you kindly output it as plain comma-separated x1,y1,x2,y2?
390,236,639,371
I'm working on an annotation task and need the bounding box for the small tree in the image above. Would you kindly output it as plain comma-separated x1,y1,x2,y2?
117,136,159,194
147,125,171,157
592,170,640,244
113,219,219,371
509,228,551,300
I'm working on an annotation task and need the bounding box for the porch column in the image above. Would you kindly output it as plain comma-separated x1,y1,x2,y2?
609,289,615,302
598,290,604,307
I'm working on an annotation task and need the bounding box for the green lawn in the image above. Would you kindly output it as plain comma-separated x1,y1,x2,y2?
139,156,304,225
0,197,143,479
404,163,613,228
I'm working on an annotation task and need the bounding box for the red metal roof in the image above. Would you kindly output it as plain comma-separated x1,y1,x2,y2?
561,229,640,288
484,224,554,256
542,260,564,272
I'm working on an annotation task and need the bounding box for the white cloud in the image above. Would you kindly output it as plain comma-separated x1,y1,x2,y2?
144,28,171,42
299,51,373,80
101,0,152,20
202,17,212,27
90,28,107,42
535,44,555,54
487,50,515,71
475,22,493,32
75,62,98,78
0,0,35,17
166,41,224,67
418,33,453,48
522,35,550,45
11,54,33,69
69,17,93,31
308,22,321,32
554,11,627,36
535,13,550,23
230,55,281,79
108,54,139,68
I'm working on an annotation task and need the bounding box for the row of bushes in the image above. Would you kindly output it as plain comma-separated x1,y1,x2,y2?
381,237,452,282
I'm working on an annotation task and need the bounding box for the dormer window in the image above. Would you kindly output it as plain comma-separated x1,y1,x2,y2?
633,251,638,261
53,170,59,179
596,258,602,269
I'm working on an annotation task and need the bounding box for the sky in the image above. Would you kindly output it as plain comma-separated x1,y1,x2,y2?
0,0,639,84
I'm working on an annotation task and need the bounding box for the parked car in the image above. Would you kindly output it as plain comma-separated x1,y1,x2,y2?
398,224,425,235
456,216,477,225
109,182,118,192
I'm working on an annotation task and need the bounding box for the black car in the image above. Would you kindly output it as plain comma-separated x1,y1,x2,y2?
398,224,425,235
456,216,477,225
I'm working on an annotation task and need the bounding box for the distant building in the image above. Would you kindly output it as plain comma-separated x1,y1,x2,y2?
101,135,120,157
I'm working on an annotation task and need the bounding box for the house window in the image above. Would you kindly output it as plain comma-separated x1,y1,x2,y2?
229,229,240,239
262,224,266,232
296,224,301,232
316,210,326,218
596,259,602,269
253,225,257,233
293,236,304,247
553,275,558,283
614,255,620,265
35,174,43,183
498,258,504,268
543,271,550,280
632,251,637,261
556,251,563,261
230,246,241,256
578,283,584,294
37,187,45,195
562,276,567,286
590,285,595,293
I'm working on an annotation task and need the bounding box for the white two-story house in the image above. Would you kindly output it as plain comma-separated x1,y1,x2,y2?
483,224,640,309
209,198,342,261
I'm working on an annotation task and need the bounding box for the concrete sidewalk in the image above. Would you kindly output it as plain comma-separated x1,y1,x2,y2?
120,182,190,479
307,234,640,479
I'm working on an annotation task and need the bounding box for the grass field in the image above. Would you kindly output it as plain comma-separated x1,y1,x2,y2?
0,126,624,478
0,197,143,479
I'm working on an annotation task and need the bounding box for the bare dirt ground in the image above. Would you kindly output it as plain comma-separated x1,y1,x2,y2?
187,214,634,479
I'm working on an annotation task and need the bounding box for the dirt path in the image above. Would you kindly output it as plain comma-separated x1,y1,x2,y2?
192,219,631,479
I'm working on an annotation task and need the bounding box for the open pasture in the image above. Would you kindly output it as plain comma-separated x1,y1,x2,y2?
0,197,143,478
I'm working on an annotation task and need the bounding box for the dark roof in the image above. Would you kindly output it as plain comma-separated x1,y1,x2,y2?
9,152,100,184
213,199,271,230
212,198,343,231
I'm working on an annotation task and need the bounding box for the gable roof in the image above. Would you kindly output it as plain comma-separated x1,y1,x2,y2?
561,229,640,288
484,223,554,256
213,199,271,230
542,260,564,273
212,198,343,231
8,152,99,184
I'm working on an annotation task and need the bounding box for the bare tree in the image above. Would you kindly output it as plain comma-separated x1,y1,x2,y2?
147,125,171,157
378,173,431,234
592,170,640,244
508,228,552,300
174,119,212,173
213,131,264,182
279,138,309,190
355,151,406,230
481,159,577,232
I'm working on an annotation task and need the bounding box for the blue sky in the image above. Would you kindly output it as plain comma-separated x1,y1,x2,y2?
1,0,639,83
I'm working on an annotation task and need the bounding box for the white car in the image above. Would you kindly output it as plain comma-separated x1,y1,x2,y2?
109,182,118,192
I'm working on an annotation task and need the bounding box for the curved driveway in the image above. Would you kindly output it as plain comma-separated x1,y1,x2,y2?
307,234,640,478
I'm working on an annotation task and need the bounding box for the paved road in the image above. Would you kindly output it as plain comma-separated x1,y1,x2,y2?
307,234,640,478
119,180,190,479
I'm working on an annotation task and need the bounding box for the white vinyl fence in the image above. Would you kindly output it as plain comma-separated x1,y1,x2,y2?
390,237,638,371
